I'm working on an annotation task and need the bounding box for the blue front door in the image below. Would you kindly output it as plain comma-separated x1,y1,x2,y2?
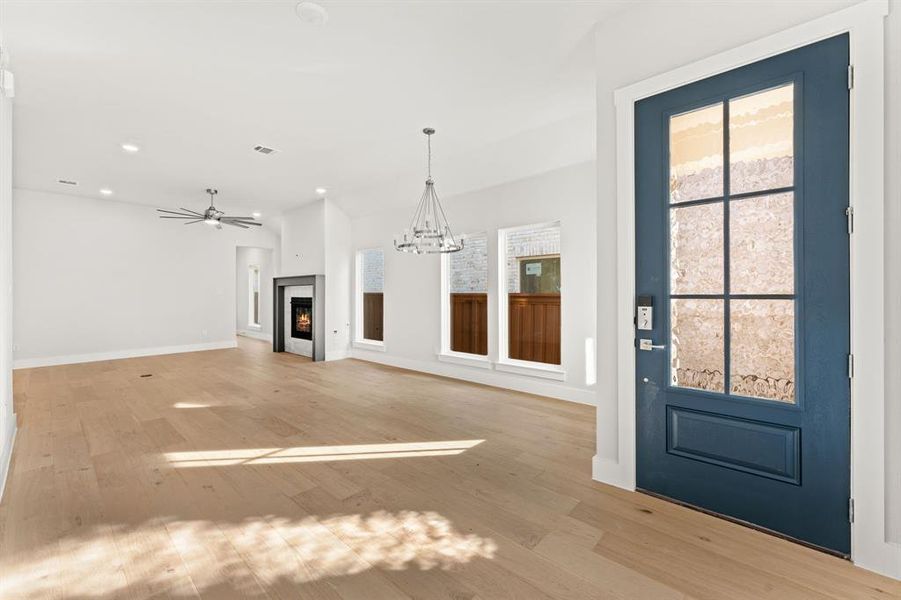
635,35,850,554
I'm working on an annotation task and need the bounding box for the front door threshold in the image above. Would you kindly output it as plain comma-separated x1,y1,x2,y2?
636,488,850,560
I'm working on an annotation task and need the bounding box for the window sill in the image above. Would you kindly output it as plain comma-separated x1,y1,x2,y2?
353,340,386,352
437,352,491,369
495,359,566,381
246,324,262,330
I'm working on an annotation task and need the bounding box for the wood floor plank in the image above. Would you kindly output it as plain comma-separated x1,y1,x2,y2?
1,337,898,599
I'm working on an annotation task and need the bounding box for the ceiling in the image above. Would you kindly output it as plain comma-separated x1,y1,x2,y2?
1,1,621,217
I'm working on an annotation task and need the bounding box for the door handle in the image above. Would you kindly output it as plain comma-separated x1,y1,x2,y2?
639,339,666,351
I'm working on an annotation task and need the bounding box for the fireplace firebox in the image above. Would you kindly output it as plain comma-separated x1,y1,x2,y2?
290,297,313,340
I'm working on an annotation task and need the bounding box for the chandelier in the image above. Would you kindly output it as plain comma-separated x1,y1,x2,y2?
394,128,463,254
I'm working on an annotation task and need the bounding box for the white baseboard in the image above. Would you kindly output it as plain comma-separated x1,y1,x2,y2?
854,537,901,581
350,348,597,406
237,330,272,343
12,340,238,369
326,349,350,361
0,418,16,501
592,454,636,491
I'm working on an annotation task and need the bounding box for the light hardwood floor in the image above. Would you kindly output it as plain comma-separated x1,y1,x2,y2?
1,338,898,599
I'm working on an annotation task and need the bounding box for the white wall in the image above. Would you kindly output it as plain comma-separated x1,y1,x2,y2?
0,48,15,497
593,0,901,570
12,189,279,367
235,246,274,341
280,200,325,277
324,200,352,359
350,161,597,404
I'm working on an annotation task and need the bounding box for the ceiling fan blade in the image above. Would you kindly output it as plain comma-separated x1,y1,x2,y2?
178,208,204,216
222,219,262,226
222,216,257,221
157,209,197,217
159,215,202,219
221,220,249,229
183,219,203,225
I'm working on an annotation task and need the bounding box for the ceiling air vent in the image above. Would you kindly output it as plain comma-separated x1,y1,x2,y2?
252,144,279,155
57,179,78,186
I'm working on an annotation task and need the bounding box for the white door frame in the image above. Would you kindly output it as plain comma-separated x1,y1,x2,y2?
594,0,898,579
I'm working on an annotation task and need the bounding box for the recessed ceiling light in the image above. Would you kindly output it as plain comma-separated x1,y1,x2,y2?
121,143,140,153
315,187,327,195
99,188,113,196
252,211,262,219
295,2,328,26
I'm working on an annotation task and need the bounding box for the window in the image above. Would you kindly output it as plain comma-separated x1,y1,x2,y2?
248,265,261,328
443,232,488,356
356,248,384,343
498,223,561,367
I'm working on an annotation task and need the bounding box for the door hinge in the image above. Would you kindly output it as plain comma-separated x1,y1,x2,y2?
848,353,855,378
849,498,855,523
848,65,854,90
846,206,854,234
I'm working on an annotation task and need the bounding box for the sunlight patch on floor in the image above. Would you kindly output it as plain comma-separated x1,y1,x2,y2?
164,439,484,467
173,402,211,408
0,511,497,598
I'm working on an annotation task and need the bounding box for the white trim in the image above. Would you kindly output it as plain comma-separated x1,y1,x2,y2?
351,349,595,406
12,340,238,369
601,0,898,578
495,358,566,381
237,329,271,343
352,340,385,352
437,351,491,369
495,220,563,368
440,231,489,358
354,247,385,347
0,419,15,501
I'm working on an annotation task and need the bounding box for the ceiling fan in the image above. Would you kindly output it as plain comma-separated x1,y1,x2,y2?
157,188,262,229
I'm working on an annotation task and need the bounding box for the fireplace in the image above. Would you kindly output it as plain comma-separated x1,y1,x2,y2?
290,297,313,340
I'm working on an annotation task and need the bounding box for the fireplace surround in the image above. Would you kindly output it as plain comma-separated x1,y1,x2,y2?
272,274,325,361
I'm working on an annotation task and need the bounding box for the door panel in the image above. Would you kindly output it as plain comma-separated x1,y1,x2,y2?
635,34,850,554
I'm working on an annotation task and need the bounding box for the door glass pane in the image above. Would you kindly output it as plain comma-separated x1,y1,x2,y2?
729,84,794,195
670,103,724,203
731,299,795,403
671,299,725,392
671,202,724,294
730,192,794,294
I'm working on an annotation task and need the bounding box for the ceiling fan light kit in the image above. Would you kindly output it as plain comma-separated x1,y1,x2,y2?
157,188,263,230
394,128,463,255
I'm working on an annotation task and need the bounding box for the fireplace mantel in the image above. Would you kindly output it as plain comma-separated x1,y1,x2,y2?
272,275,325,361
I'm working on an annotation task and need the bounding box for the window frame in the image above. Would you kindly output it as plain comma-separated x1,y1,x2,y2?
496,221,565,378
354,247,386,349
248,264,262,329
439,232,490,366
